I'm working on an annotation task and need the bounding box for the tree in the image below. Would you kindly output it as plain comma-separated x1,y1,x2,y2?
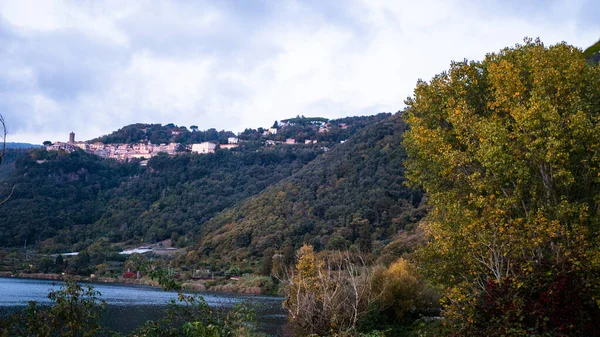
190,125,199,132
69,251,91,276
282,242,295,267
261,247,274,276
124,253,148,279
403,38,600,335
55,254,64,267
583,38,600,58
43,140,52,146
355,215,372,253
374,258,436,321
0,114,13,205
0,114,5,166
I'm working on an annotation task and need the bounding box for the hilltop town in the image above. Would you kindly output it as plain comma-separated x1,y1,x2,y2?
45,132,240,162
42,116,363,162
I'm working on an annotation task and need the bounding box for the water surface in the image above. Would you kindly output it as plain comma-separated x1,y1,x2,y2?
0,277,286,336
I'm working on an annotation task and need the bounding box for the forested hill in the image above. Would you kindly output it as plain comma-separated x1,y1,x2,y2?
88,113,392,146
0,144,324,249
0,150,141,248
0,114,391,251
0,149,29,180
194,114,426,264
89,123,236,145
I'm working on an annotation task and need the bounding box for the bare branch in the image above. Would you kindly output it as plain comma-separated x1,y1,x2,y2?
0,185,14,206
0,114,6,166
0,113,13,206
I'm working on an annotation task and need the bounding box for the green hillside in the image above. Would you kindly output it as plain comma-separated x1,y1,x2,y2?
194,113,426,265
0,150,140,248
0,115,391,252
89,123,235,145
0,148,28,180
89,114,391,146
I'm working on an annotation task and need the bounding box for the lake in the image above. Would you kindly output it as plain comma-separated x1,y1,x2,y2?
0,277,287,336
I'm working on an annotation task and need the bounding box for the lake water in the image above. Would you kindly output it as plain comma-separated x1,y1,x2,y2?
0,277,287,336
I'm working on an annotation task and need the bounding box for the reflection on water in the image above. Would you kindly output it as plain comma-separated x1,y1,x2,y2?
0,277,287,336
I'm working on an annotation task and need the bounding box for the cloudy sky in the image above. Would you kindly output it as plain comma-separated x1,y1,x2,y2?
1,0,599,144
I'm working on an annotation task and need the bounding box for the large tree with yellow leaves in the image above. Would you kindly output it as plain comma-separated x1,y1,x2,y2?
404,38,600,336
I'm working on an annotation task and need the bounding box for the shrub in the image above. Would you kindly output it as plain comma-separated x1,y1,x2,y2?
375,258,436,321
0,278,105,337
283,245,382,336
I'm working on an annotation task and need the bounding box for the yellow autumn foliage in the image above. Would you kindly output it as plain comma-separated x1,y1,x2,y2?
374,258,437,321
404,38,600,335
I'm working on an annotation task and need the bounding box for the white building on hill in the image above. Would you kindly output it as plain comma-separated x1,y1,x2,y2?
191,142,216,154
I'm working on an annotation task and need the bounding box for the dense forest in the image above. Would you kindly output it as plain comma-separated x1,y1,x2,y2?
194,114,426,266
0,150,141,248
0,114,397,252
0,143,321,250
0,148,27,180
89,123,236,145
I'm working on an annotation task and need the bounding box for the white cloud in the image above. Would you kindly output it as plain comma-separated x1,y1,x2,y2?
0,0,130,46
1,0,599,144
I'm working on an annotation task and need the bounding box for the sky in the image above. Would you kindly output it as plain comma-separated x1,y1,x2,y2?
1,0,599,144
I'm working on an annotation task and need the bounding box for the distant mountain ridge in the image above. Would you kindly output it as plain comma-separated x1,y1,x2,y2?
5,142,41,149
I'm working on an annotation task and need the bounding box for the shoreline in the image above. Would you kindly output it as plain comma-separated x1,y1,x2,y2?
0,272,279,296
0,272,159,286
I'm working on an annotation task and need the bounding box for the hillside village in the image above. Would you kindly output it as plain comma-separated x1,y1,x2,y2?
43,116,363,162
45,132,241,162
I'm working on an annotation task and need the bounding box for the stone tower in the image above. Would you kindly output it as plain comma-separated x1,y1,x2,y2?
69,132,75,144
